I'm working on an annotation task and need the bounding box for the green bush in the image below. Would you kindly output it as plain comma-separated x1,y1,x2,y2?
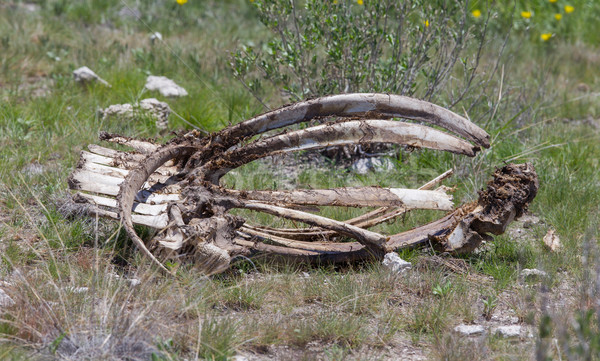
232,0,489,103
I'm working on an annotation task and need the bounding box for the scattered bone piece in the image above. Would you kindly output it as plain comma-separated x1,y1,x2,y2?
145,75,188,97
73,66,111,87
543,228,561,252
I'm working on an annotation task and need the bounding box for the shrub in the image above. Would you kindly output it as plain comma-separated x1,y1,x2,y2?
231,0,491,105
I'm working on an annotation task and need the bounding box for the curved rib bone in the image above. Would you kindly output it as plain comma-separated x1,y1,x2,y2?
202,120,477,182
117,145,195,272
221,93,490,148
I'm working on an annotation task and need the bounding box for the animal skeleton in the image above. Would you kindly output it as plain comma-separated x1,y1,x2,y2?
68,93,538,274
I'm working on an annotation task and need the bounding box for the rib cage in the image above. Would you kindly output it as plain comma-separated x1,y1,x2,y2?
68,93,537,275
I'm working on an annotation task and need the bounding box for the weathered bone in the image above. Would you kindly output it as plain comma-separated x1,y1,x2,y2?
241,202,388,253
117,145,195,272
221,93,490,148
225,187,453,210
64,93,538,276
99,132,160,154
247,169,454,240
234,163,538,263
201,120,478,182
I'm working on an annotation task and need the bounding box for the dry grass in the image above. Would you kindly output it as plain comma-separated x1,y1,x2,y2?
0,0,599,360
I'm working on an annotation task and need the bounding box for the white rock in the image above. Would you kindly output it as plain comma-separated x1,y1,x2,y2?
73,66,110,87
0,289,15,308
140,98,171,129
520,268,548,281
231,356,249,361
454,324,485,336
495,325,521,338
145,75,188,97
382,252,411,274
99,98,171,129
100,103,134,118
150,32,163,43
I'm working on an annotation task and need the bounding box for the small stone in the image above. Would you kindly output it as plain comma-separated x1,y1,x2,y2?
150,32,163,43
495,325,521,338
145,75,188,97
520,269,548,282
543,229,561,252
231,356,249,361
140,98,171,129
382,252,411,274
99,98,171,129
73,66,110,87
454,324,485,336
0,289,15,308
302,272,310,279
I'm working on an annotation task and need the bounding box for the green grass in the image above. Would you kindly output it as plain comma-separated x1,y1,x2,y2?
0,0,599,359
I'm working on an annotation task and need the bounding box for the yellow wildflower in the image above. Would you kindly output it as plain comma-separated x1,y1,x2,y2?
333,0,337,3
521,11,532,19
565,5,574,13
357,0,363,5
541,33,552,41
555,13,562,20
424,19,429,27
472,9,481,18
549,0,557,2
176,0,187,4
